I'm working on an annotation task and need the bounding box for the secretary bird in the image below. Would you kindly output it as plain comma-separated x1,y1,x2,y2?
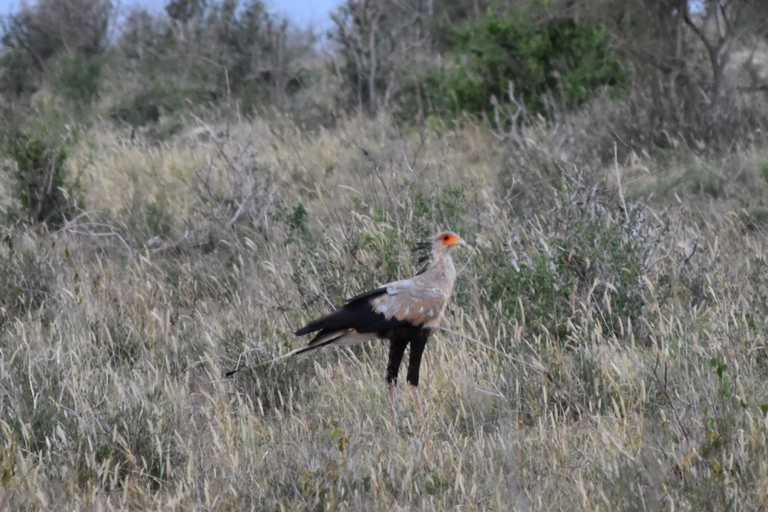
291,231,466,428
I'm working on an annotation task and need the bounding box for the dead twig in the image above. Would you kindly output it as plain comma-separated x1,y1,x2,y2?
677,240,698,274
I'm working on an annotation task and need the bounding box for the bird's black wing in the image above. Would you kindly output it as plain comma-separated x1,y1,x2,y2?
344,287,388,307
295,286,412,340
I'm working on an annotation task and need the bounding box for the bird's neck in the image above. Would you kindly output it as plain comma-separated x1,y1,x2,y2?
427,253,456,289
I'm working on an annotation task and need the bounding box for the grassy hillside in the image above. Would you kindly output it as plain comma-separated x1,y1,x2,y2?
0,111,768,510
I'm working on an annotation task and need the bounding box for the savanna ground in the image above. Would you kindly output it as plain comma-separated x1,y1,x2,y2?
2,107,768,511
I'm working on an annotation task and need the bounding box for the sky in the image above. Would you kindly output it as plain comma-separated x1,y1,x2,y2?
267,0,341,32
0,0,343,32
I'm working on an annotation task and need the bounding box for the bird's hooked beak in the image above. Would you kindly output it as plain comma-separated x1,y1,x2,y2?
456,238,473,253
449,235,467,248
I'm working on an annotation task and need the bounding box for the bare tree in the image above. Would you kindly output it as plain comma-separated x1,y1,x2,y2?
331,0,432,114
116,0,316,114
682,0,768,102
567,0,768,146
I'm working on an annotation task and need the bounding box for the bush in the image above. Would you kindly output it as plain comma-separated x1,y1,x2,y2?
3,131,80,226
55,52,102,106
481,171,661,341
109,81,214,127
0,49,35,99
422,13,627,120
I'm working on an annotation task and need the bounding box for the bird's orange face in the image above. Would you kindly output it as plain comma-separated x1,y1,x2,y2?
437,232,462,246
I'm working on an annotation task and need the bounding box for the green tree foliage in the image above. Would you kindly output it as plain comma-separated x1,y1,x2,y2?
424,12,626,119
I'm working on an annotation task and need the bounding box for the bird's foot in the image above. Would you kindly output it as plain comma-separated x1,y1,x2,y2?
409,383,426,434
388,384,397,428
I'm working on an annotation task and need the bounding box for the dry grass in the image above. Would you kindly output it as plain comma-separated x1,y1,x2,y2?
1,113,768,510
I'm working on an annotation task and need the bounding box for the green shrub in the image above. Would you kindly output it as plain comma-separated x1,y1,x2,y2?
2,131,80,226
0,49,35,99
56,52,102,106
481,177,660,342
423,12,627,120
109,81,215,127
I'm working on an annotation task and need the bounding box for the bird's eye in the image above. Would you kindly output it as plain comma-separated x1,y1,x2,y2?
442,235,450,241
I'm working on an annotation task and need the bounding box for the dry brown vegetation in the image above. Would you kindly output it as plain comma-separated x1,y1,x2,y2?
1,111,768,510
3,0,768,510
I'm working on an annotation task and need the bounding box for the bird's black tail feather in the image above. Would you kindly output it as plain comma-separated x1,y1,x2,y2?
225,332,345,377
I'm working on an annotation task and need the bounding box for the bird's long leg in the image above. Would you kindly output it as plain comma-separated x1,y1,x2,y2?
409,384,425,431
387,338,408,429
388,383,397,427
406,330,430,432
